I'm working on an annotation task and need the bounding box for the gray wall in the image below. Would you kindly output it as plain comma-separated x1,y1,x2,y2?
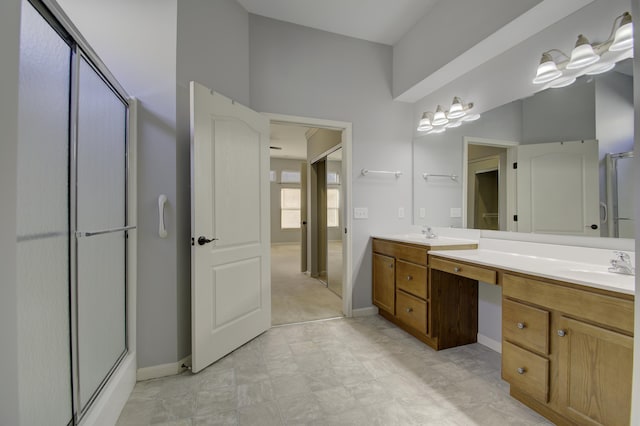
270,158,305,244
249,15,414,309
176,0,251,364
522,79,596,144
392,0,541,98
0,0,21,423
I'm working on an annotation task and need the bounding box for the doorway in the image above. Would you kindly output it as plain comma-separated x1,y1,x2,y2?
463,137,518,231
267,115,353,324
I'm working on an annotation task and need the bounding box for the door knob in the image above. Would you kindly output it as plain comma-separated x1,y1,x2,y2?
197,236,217,245
585,224,598,230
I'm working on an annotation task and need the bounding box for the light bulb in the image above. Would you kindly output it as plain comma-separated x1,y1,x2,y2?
610,13,633,52
533,53,562,84
567,35,600,69
447,97,466,119
432,105,449,126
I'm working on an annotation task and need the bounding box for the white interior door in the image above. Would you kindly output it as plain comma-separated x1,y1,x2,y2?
191,82,270,373
516,139,599,236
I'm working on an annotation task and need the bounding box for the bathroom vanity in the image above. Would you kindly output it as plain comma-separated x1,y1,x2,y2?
371,235,479,350
372,234,635,426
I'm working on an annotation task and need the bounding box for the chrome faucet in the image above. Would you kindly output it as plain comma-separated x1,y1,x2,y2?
422,225,437,239
608,251,635,276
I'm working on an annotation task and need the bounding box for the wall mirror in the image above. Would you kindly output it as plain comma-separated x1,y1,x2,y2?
413,59,634,238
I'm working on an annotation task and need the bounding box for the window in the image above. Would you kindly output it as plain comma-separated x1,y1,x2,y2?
281,170,301,183
327,172,340,184
269,170,276,182
327,188,340,227
281,188,301,229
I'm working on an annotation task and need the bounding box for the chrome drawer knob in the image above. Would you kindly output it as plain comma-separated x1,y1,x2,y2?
389,263,394,268
517,367,526,375
517,322,526,329
453,267,461,273
557,329,567,337
406,307,413,313
407,275,413,281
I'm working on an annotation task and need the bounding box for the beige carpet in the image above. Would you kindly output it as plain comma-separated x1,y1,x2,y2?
271,243,343,325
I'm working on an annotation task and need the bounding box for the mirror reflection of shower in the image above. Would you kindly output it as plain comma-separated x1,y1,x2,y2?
606,151,635,238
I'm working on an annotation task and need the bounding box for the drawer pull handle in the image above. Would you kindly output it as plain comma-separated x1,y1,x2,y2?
557,329,567,337
405,307,413,313
453,267,461,273
517,367,526,375
517,322,526,329
406,275,413,281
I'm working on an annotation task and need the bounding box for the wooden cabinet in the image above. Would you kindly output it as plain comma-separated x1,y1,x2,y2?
372,253,395,315
502,273,634,426
372,238,478,351
557,316,633,426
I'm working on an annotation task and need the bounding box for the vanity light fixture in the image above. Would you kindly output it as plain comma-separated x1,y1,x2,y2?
532,11,634,89
416,97,477,134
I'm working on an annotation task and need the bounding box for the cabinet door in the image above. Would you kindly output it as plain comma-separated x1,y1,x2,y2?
557,316,633,426
373,253,395,314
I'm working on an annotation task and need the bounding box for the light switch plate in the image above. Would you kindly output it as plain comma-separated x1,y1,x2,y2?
354,207,368,219
450,207,462,218
398,207,405,218
419,208,426,218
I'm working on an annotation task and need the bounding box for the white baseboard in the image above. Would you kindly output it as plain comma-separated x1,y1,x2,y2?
478,334,502,353
80,352,136,426
136,355,192,381
352,306,379,317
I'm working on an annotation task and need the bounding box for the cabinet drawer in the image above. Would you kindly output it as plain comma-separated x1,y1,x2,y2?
396,291,427,334
430,257,496,284
396,260,427,299
503,299,549,355
503,274,634,334
373,239,427,265
502,341,549,403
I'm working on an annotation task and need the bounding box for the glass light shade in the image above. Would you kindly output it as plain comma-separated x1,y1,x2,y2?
445,120,462,128
428,127,446,134
609,21,633,52
584,61,616,75
417,112,432,131
447,97,466,119
533,54,562,84
432,105,448,126
548,76,576,88
566,36,600,69
461,113,480,122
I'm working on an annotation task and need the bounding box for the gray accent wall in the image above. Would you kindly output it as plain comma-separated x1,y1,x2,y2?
249,15,414,309
0,0,21,423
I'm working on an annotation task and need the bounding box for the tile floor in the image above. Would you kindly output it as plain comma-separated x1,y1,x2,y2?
117,316,552,425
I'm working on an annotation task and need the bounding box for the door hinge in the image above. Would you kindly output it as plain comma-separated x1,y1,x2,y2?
513,215,518,222
191,237,195,246
513,162,518,169
344,227,347,234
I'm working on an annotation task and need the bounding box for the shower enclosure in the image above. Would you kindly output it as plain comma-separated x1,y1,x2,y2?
606,151,635,238
16,0,132,423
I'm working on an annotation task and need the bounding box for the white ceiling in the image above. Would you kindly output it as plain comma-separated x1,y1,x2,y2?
270,124,309,159
236,0,440,45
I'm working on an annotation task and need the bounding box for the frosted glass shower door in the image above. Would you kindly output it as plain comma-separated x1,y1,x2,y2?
16,2,73,424
75,56,128,411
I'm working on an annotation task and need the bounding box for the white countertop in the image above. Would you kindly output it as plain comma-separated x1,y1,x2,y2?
429,248,635,295
372,233,478,247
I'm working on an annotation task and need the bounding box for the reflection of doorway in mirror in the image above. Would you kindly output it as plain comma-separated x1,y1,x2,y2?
463,138,517,231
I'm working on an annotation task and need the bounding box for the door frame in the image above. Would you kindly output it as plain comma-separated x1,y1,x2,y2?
462,137,518,231
264,113,353,318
